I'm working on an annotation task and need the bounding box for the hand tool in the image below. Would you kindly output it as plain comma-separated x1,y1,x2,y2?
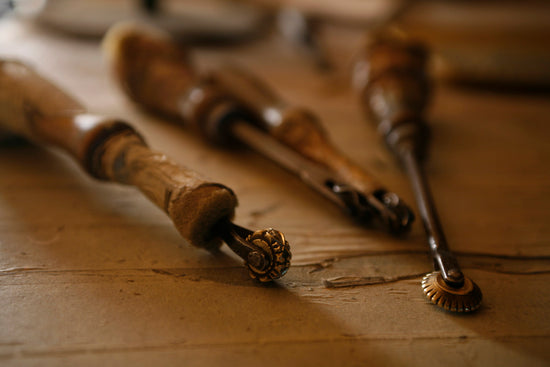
0,58,291,282
353,31,482,312
102,23,415,235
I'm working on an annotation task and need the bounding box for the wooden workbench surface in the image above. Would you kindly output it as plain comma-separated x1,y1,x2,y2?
1,17,549,366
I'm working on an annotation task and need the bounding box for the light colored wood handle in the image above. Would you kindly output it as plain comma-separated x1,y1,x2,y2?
97,131,237,250
0,60,87,159
0,59,237,250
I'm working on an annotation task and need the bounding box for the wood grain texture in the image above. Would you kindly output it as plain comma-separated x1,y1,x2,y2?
0,17,549,367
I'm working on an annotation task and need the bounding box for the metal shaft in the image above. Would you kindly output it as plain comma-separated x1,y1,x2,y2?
400,147,464,287
230,119,344,209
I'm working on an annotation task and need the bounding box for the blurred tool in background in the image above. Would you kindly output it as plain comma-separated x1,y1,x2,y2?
1,0,269,43
273,0,550,87
3,0,550,87
274,0,410,71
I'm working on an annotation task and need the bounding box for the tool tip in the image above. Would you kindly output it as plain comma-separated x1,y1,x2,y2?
246,228,292,282
370,190,415,235
422,271,482,313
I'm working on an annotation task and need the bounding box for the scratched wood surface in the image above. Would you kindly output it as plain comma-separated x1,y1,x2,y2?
1,16,549,367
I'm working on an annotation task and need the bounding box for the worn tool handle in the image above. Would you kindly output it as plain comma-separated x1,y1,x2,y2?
353,32,430,159
103,23,382,195
0,59,237,250
103,24,196,119
104,23,236,142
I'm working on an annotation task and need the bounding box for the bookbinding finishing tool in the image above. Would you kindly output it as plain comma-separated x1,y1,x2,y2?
103,23,415,236
0,59,291,282
354,31,482,312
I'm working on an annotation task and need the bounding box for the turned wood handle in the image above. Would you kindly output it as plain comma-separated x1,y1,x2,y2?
103,23,236,144
0,59,237,250
353,32,431,159
103,23,196,119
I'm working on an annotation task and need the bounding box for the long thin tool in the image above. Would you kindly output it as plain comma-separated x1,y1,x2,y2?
103,23,414,235
0,59,291,282
353,32,482,312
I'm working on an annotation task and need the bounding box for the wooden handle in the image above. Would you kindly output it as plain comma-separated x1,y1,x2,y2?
0,59,237,250
209,66,382,194
353,32,430,159
103,23,236,144
103,23,196,119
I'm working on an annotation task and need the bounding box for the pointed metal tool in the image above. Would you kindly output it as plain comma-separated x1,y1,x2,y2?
354,31,482,312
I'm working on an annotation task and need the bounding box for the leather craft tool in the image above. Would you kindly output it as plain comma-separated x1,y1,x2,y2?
0,59,291,282
353,31,482,312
